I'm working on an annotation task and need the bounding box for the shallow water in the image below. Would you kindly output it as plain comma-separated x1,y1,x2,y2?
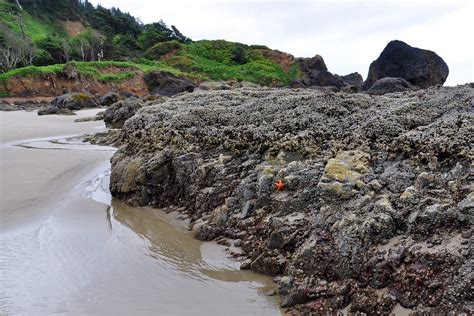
0,111,281,315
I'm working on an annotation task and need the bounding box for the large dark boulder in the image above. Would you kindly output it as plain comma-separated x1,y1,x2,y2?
103,98,144,128
299,54,327,75
299,55,345,88
367,77,417,95
363,40,449,90
52,92,99,110
144,71,196,96
310,70,345,88
339,72,364,87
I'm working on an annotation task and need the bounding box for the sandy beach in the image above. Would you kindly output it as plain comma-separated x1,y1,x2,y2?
0,109,111,229
0,110,280,315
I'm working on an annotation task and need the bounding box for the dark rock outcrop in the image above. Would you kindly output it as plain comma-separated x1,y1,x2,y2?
38,106,73,116
367,77,417,95
109,85,473,314
144,71,196,96
103,98,144,129
299,54,327,75
363,40,449,90
38,106,60,115
0,103,18,111
298,55,345,88
309,70,345,88
339,72,364,87
290,79,306,88
99,92,120,106
51,92,99,110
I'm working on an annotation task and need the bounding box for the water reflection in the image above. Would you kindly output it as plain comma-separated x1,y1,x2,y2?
1,133,281,315
111,199,281,293
111,200,204,280
1,197,281,315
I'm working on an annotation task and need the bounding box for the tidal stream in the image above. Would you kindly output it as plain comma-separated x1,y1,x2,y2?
0,110,281,315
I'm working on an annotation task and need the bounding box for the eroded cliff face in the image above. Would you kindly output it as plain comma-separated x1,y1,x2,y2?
110,85,473,314
2,73,149,97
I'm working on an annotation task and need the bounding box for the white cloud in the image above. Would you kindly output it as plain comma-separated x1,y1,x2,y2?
89,0,473,85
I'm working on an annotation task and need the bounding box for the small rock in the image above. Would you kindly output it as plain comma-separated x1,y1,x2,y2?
367,77,416,95
104,98,144,128
38,106,59,115
369,179,383,191
240,259,252,270
144,71,195,96
99,92,120,106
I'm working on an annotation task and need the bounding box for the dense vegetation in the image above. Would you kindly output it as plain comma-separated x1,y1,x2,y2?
0,0,190,69
0,0,300,94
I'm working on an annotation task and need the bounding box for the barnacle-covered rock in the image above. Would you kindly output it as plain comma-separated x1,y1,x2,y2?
110,84,473,314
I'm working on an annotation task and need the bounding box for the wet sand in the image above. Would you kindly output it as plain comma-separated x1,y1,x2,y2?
0,110,281,315
0,109,111,229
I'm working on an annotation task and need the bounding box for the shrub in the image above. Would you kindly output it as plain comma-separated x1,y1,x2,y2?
33,48,54,66
36,35,63,64
145,40,183,60
249,44,270,50
231,44,248,65
72,92,91,101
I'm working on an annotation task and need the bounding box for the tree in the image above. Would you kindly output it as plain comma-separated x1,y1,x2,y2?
60,40,71,62
13,0,26,40
112,34,141,60
3,0,190,67
139,22,173,50
171,25,191,43
0,25,36,72
70,29,103,61
37,35,62,63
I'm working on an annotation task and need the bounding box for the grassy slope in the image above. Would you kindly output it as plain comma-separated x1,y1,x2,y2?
0,41,300,89
166,40,301,86
0,60,175,86
0,0,65,42
0,1,301,95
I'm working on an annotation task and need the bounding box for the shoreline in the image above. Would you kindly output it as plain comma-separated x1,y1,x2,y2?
0,110,281,315
0,109,111,229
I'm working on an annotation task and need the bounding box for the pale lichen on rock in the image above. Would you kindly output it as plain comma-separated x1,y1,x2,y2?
110,84,473,314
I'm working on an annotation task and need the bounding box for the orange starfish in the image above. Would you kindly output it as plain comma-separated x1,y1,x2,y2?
275,179,285,191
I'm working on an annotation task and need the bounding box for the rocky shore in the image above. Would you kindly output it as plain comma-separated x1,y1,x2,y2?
2,38,472,314
108,84,473,314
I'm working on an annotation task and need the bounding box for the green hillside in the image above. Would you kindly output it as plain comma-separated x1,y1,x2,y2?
0,0,300,95
0,0,65,41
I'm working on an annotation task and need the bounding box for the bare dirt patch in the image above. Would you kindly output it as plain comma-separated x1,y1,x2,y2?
61,20,86,36
3,73,149,97
259,49,295,72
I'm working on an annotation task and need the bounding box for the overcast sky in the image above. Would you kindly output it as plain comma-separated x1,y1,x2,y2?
89,0,473,85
